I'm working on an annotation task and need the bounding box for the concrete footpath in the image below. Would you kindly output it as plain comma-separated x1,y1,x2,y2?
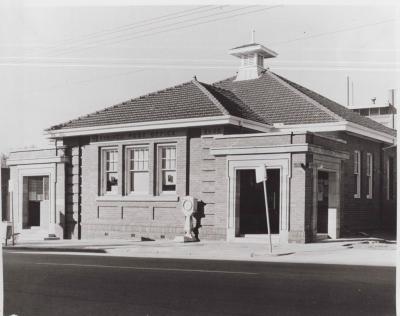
3,237,397,267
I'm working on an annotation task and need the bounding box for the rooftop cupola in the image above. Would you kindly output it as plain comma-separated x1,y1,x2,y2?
229,32,277,81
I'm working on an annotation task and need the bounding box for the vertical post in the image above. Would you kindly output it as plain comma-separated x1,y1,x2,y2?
346,76,350,107
48,174,56,237
9,184,14,246
0,239,3,316
262,180,272,253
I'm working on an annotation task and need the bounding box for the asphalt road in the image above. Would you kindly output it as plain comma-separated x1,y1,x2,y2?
3,251,395,316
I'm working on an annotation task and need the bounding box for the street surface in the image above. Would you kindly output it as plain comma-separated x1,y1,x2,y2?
4,251,395,316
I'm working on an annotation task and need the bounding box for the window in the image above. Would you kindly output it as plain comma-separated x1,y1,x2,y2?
366,153,373,199
28,176,49,201
354,150,361,198
159,145,176,193
127,147,149,194
387,157,394,200
380,107,389,115
257,54,264,68
359,109,369,116
102,149,118,195
369,108,379,115
243,54,254,66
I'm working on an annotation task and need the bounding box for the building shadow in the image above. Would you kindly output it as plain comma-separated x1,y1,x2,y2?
193,200,206,241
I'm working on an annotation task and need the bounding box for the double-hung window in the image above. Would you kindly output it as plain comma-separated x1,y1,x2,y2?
127,147,149,194
159,145,177,193
102,149,119,195
366,153,373,199
354,150,361,198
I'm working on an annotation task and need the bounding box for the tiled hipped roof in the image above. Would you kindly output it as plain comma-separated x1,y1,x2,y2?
48,71,395,137
213,71,395,135
48,81,225,130
274,74,395,135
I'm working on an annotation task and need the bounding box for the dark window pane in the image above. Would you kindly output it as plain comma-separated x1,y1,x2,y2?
380,107,389,115
369,108,379,115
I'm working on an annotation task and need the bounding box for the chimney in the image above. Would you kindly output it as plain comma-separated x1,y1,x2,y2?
229,40,277,81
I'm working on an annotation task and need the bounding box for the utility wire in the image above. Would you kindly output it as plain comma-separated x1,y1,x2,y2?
50,5,256,56
35,6,221,56
271,17,398,46
52,5,281,57
15,68,148,98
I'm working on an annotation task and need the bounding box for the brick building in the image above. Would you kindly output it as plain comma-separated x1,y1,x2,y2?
6,42,397,243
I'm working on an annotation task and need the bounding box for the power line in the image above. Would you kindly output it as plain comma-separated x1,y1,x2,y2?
271,17,398,46
53,5,282,57
2,56,399,67
13,68,148,98
34,6,222,56
50,5,257,57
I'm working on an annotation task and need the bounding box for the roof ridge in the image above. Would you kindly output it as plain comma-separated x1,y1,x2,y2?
271,72,395,136
205,83,269,124
192,79,230,116
212,75,236,86
47,80,194,131
268,72,344,123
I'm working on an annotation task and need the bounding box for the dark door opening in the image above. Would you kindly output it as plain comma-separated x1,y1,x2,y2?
28,201,41,226
23,176,49,229
317,171,329,233
237,168,280,235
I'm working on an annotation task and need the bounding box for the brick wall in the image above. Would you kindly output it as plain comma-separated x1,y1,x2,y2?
382,146,396,231
63,127,394,242
317,132,391,234
189,135,227,240
76,130,189,240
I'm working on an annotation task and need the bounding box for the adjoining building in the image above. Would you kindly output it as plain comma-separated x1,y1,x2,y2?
5,41,397,243
350,89,397,129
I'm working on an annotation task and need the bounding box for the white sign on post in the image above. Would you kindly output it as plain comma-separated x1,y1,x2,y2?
255,164,267,183
256,164,273,253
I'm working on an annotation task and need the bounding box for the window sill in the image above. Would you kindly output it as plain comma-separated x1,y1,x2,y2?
96,195,179,202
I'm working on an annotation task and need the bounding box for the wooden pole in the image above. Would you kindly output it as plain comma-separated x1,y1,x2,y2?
0,238,3,316
262,180,272,253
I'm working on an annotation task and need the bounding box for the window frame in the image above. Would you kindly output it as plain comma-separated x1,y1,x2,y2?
366,152,373,199
354,150,361,199
100,147,119,196
28,176,49,201
125,145,150,195
387,156,394,200
157,144,177,195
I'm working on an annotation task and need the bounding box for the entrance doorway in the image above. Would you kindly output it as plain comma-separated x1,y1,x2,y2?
236,169,280,235
23,176,50,229
317,171,329,233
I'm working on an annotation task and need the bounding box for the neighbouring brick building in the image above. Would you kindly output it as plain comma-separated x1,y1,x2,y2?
5,42,397,243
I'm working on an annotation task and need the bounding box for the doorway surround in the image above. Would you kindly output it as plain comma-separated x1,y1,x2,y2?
312,154,342,240
225,153,291,243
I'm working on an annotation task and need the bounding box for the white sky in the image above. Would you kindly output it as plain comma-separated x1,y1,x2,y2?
0,2,399,153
